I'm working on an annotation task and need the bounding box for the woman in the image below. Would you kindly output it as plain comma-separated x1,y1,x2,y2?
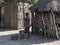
24,13,30,39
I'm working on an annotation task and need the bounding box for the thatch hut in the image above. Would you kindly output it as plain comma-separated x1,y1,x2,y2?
29,0,60,39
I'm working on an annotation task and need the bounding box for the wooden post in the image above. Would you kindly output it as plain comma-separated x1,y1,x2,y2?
50,13,54,36
46,13,50,37
51,10,59,39
42,12,46,36
31,12,34,33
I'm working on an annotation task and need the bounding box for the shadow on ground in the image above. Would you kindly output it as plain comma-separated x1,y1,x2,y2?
0,33,59,45
0,28,19,32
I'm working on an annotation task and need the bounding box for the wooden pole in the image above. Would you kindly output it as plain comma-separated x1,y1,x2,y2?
31,12,34,33
42,12,46,36
50,13,54,36
51,10,59,39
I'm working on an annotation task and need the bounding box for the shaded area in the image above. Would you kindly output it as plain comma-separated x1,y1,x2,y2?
0,30,60,45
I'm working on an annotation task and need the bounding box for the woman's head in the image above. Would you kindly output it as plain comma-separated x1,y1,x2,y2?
26,13,29,17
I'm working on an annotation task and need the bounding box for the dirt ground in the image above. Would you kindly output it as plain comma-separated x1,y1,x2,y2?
0,29,60,45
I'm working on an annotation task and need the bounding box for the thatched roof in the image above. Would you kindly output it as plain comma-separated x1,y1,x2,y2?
29,0,60,12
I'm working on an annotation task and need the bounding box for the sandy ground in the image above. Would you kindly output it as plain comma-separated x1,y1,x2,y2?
0,30,60,45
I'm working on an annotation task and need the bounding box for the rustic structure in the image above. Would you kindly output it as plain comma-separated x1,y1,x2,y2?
0,2,32,29
29,0,60,39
